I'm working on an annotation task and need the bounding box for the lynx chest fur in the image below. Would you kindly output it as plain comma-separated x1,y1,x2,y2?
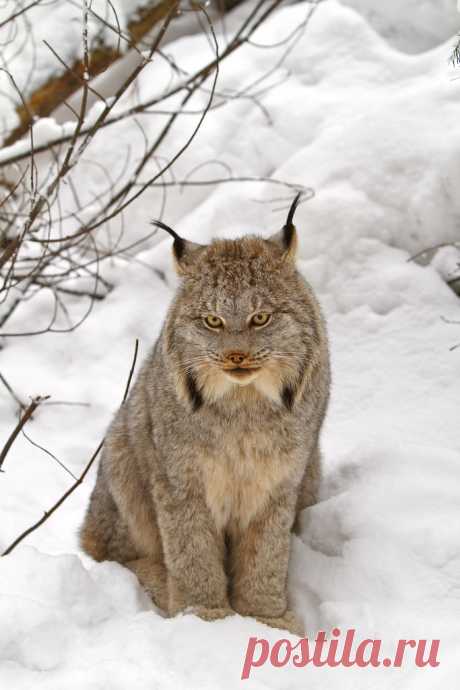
198,423,295,532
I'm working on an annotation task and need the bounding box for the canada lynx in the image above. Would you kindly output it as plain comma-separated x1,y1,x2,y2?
80,195,330,635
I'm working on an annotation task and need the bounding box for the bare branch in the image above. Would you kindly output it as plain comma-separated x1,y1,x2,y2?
0,370,27,410
0,395,49,472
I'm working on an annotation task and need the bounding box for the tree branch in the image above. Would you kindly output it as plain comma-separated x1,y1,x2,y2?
0,395,49,472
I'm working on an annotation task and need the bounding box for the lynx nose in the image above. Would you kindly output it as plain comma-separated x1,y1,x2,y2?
225,351,248,365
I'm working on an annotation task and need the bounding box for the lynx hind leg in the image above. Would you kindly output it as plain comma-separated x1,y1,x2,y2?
293,444,321,534
80,467,169,612
80,467,138,564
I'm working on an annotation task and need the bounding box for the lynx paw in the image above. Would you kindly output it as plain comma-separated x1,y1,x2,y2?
255,609,305,637
186,605,235,623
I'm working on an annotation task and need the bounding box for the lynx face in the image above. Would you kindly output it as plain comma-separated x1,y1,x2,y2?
164,226,322,410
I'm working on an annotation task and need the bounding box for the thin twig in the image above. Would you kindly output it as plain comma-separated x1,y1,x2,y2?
21,427,78,480
0,371,27,410
0,395,49,472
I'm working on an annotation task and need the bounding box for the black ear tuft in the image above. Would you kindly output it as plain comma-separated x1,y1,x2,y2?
151,219,185,261
282,192,301,250
267,192,302,259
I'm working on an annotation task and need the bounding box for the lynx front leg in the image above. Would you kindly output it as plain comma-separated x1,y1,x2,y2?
230,489,302,633
153,478,231,620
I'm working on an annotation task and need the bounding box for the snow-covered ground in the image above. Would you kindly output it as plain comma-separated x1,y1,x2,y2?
1,1,460,688
342,0,460,52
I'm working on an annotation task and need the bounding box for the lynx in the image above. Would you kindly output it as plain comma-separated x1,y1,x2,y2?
80,195,330,635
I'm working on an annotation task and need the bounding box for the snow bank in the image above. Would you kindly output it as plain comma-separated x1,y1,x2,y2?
1,1,460,688
341,0,460,53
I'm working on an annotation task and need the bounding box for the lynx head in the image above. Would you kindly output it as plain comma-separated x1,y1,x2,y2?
153,195,325,411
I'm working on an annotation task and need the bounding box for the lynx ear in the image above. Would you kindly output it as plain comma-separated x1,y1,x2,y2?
151,219,203,274
267,192,301,261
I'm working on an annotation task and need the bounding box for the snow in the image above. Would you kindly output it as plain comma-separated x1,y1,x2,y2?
1,0,459,142
341,0,459,53
1,0,460,688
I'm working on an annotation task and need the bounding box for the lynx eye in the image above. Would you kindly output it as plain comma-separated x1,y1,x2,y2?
250,312,271,328
204,314,224,329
